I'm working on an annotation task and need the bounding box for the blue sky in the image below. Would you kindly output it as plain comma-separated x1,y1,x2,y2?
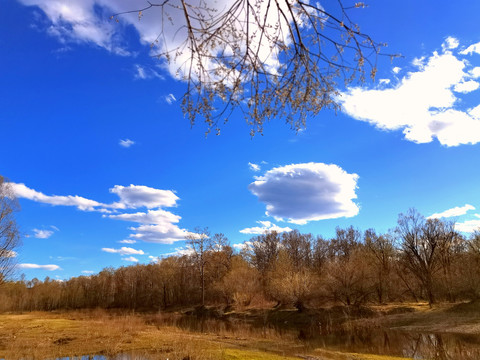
2,0,480,280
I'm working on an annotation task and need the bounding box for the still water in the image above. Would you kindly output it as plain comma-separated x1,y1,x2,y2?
49,315,480,360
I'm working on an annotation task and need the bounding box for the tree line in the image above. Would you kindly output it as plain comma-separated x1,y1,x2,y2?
1,209,480,312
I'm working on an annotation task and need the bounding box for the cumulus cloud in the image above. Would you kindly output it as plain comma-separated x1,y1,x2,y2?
240,221,292,234
11,182,188,244
248,163,359,224
443,36,459,51
340,37,480,147
106,209,191,244
460,41,480,55
17,263,61,271
248,162,261,172
101,246,144,255
109,185,179,209
428,204,475,219
454,80,480,94
119,139,135,148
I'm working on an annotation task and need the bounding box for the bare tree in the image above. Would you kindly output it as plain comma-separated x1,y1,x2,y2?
364,229,396,303
0,176,20,284
186,228,229,306
114,0,394,135
396,209,457,306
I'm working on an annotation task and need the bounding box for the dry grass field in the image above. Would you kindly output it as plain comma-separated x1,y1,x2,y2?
1,303,479,360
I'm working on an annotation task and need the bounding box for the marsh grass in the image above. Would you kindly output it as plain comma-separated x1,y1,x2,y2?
2,304,479,360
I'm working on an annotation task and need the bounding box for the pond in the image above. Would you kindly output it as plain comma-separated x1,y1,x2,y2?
47,313,480,360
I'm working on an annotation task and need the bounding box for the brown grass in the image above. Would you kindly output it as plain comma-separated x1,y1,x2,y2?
3,303,477,360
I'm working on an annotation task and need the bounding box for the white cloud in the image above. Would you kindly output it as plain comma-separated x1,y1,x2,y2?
81,270,94,274
455,219,480,233
33,228,54,239
122,256,139,262
101,246,144,255
10,182,105,211
428,204,475,219
10,182,180,212
19,0,129,55
118,239,136,244
134,64,163,80
127,224,191,244
454,80,480,94
248,162,261,172
107,209,180,225
161,246,195,257
106,209,190,244
248,163,359,224
470,104,480,119
471,67,480,79
240,221,292,234
17,263,61,271
443,36,459,51
18,0,324,91
119,139,135,148
165,94,176,104
392,67,401,74
10,181,188,245
379,79,390,85
109,184,179,209
340,42,480,147
460,41,480,55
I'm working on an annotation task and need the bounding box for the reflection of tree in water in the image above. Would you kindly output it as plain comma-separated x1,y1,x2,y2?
400,333,480,360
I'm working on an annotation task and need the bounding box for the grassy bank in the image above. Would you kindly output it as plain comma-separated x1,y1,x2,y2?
1,303,479,360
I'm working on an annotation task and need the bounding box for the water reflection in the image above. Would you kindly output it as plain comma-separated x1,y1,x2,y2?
48,315,480,360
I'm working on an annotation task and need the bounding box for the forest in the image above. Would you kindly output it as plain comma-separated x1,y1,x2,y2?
2,209,480,313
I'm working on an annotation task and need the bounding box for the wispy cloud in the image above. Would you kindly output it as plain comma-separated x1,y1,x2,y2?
134,64,163,80
340,37,480,147
17,263,61,271
101,247,144,255
249,163,359,224
118,239,137,244
81,270,94,274
428,204,475,219
248,162,261,172
119,139,135,148
10,183,105,211
164,93,176,105
33,228,54,239
122,256,139,262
